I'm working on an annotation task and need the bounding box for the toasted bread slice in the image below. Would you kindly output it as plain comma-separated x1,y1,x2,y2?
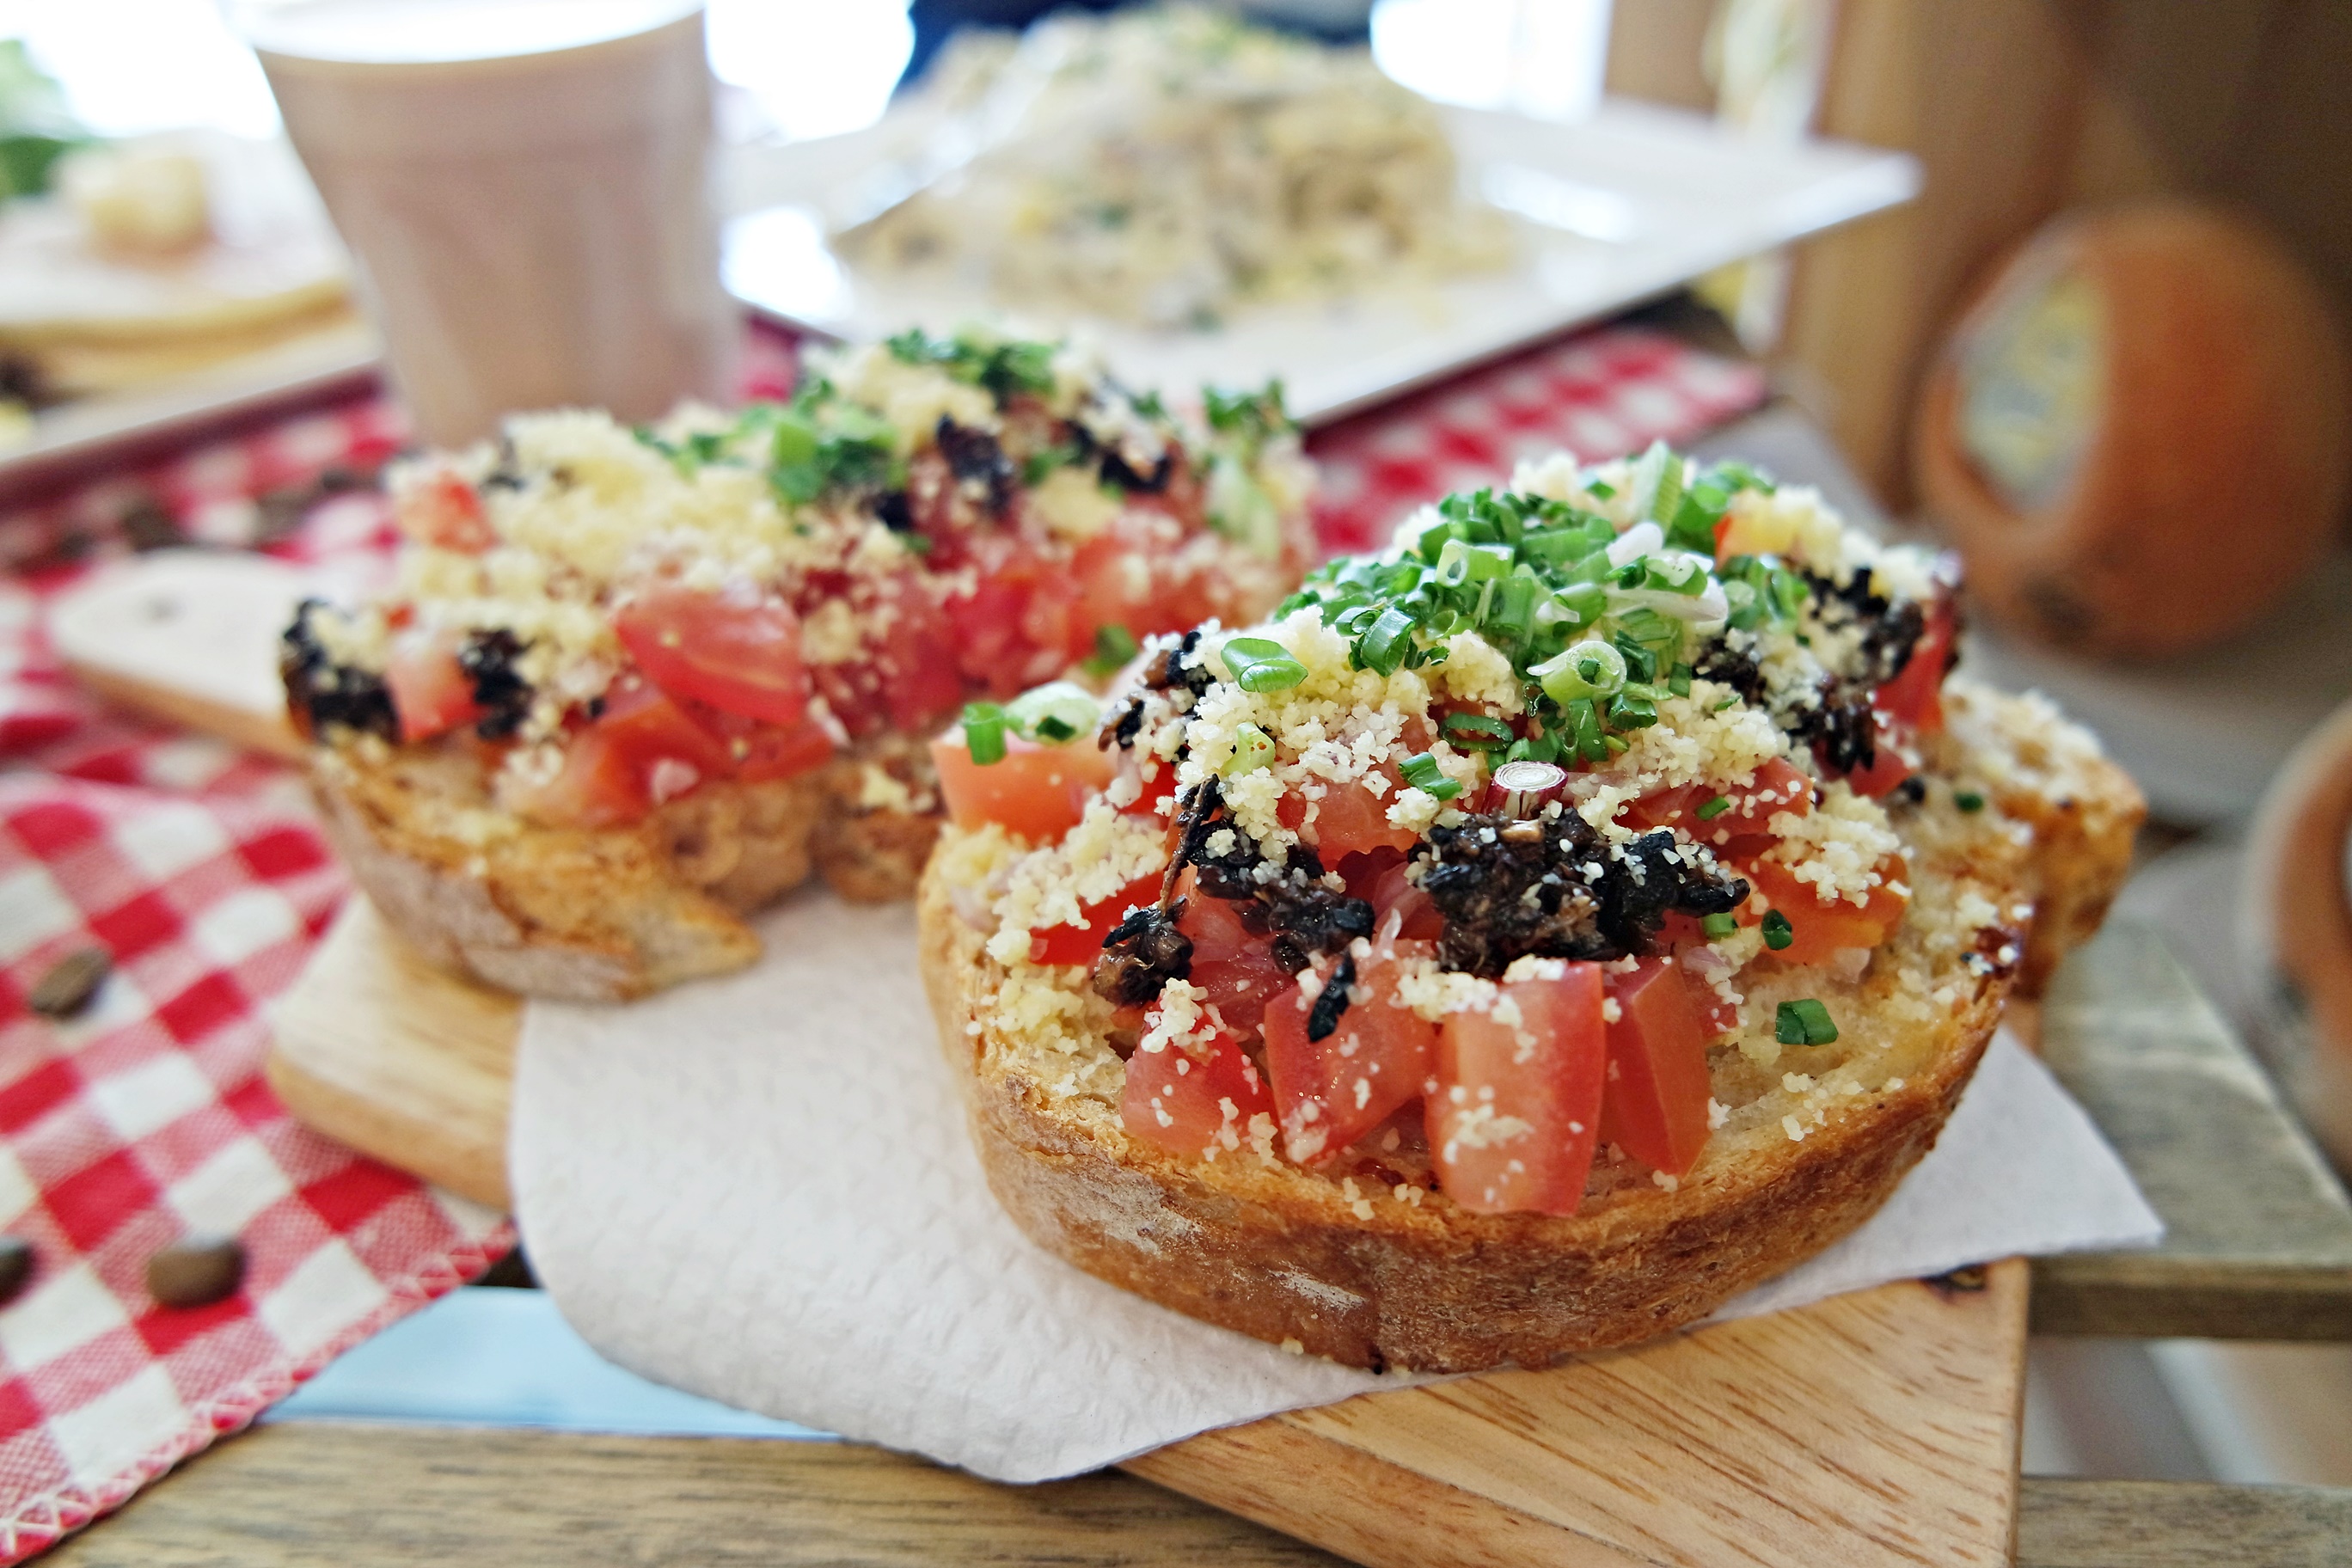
917,679,2141,1371
313,736,934,1002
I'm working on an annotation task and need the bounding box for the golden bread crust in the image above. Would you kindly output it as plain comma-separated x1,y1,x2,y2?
315,739,864,1001
916,684,2141,1371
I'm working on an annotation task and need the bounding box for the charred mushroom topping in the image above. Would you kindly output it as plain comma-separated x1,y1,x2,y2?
1596,828,1748,953
280,601,396,743
1093,900,1194,1008
934,419,1017,517
458,628,533,739
1414,813,1748,976
481,435,528,491
1173,784,1374,971
1804,569,1926,689
1692,642,1767,707
1794,682,1882,775
1099,447,1173,493
1104,628,1215,750
1306,951,1356,1042
1415,811,1610,977
1144,628,1216,701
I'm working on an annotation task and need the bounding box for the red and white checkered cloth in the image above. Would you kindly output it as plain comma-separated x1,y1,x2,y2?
0,320,1761,1559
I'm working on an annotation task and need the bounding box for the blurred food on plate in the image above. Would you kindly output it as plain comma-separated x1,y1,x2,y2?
836,3,1512,330
0,33,356,447
1915,200,2350,661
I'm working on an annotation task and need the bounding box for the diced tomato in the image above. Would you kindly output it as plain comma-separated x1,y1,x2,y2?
506,727,647,829
1874,593,1957,737
1598,959,1715,1178
940,559,1033,694
876,574,967,734
1428,961,1608,1216
729,718,837,782
1118,754,1179,818
1073,513,1213,652
383,634,482,743
929,729,1117,840
1838,722,1915,799
1741,855,1909,965
1303,776,1420,858
615,585,811,727
1263,940,1439,1165
595,679,735,781
1121,1027,1275,1161
399,470,496,553
1622,757,1812,840
1173,881,1293,1035
1354,851,1442,942
1031,873,1164,967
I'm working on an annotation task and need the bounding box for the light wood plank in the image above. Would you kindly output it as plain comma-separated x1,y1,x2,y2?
2017,1477,2352,1568
1136,1261,2027,1568
49,1423,2352,1568
2030,922,2352,1340
267,897,518,1209
43,1424,1346,1568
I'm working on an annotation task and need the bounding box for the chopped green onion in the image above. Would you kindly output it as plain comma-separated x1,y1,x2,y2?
1548,583,1607,630
1564,697,1608,763
1586,479,1617,499
1713,695,1741,712
961,702,1008,765
1435,537,1514,586
1227,722,1276,775
1442,712,1515,750
1628,439,1684,527
1955,789,1986,812
1695,795,1733,821
1484,574,1540,640
1081,622,1139,677
1761,910,1794,951
1217,636,1308,693
1534,638,1626,705
1669,663,1694,698
1606,692,1658,730
1357,605,1419,676
1775,998,1838,1045
1701,911,1738,939
1005,682,1101,745
1399,751,1462,801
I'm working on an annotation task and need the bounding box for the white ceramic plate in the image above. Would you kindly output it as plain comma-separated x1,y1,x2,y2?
720,97,1919,426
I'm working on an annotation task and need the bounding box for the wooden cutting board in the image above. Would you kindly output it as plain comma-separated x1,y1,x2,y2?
270,896,2027,1568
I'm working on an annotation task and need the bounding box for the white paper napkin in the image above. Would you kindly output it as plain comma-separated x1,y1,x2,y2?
511,892,2160,1483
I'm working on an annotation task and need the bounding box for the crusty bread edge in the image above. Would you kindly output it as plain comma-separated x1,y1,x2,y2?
919,868,2002,1372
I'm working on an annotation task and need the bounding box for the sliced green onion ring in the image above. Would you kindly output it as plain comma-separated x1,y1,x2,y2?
1227,722,1276,775
1004,682,1101,746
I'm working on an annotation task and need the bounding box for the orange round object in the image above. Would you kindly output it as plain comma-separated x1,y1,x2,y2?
1915,203,2351,658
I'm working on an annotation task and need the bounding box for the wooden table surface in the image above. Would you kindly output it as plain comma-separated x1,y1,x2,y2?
41,1425,2352,1568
